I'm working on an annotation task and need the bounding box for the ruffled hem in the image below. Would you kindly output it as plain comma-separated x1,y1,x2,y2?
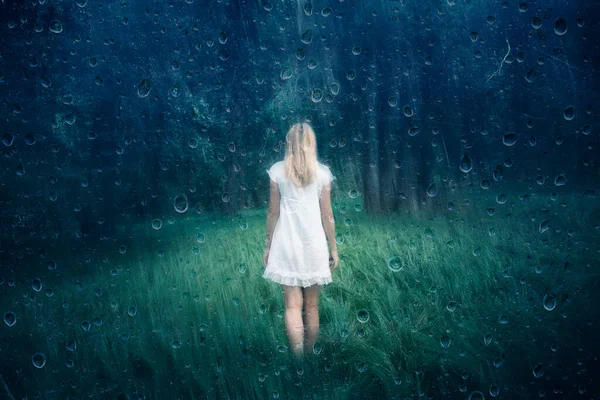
263,269,332,287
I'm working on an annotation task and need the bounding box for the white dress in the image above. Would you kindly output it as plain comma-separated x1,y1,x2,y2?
263,160,337,288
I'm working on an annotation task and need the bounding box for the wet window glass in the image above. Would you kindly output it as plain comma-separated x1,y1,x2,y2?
0,0,598,398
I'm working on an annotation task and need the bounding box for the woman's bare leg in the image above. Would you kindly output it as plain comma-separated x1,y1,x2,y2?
302,284,321,353
281,284,304,359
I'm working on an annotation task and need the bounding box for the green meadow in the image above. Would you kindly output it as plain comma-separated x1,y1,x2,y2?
1,186,598,399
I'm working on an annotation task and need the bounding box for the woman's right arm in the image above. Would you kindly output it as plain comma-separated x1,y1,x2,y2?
319,184,339,269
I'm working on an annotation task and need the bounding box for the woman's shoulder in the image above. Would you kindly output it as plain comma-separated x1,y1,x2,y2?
317,161,332,172
268,160,283,170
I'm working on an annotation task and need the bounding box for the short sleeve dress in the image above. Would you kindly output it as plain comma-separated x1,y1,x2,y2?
263,160,337,288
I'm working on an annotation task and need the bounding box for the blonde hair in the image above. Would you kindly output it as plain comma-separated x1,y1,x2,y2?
284,122,318,187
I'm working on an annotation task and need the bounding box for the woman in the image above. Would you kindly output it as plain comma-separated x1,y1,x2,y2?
262,122,339,360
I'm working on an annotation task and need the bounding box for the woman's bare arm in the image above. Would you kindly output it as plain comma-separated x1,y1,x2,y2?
319,184,336,252
265,180,280,248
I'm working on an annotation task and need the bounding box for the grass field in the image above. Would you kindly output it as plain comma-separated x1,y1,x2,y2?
1,187,598,399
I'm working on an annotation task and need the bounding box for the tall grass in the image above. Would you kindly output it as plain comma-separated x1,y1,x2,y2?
0,188,597,399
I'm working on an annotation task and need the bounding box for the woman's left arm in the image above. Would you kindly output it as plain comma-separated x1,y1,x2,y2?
264,180,280,265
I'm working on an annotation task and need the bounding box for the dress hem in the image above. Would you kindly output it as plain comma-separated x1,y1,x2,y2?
263,269,332,287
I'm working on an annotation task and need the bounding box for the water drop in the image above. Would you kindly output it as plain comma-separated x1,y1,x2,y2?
311,89,323,103
280,67,293,80
173,194,189,213
468,391,485,400
32,353,46,368
483,334,492,345
426,182,437,197
387,256,403,272
4,311,16,326
489,383,500,397
543,294,556,311
440,334,451,348
528,136,536,146
563,106,574,120
408,126,420,136
303,2,312,16
40,75,52,88
312,341,323,355
493,165,503,182
554,174,566,186
460,153,473,173
151,219,162,230
2,133,14,147
356,309,370,323
554,17,567,35
300,29,313,44
533,363,544,378
49,20,63,33
582,125,591,135
329,82,340,95
502,133,517,146
137,79,151,98
66,340,76,351
218,49,229,61
170,84,181,98
32,278,42,292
